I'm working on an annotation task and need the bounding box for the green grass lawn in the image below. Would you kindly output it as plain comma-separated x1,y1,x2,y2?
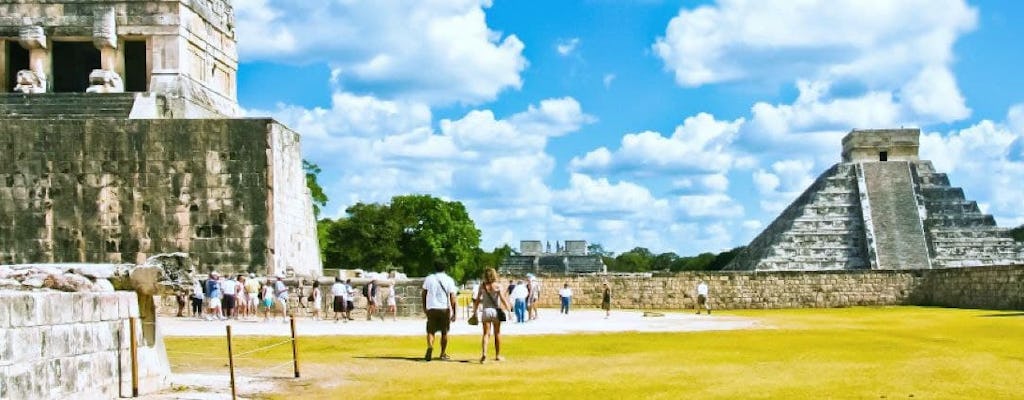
166,307,1024,399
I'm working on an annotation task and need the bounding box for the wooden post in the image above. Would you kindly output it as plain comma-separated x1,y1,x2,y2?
290,316,300,378
227,325,237,400
129,317,139,397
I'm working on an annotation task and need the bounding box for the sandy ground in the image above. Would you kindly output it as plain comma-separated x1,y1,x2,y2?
144,309,765,399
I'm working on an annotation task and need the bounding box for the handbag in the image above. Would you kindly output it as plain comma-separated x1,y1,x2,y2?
468,313,479,325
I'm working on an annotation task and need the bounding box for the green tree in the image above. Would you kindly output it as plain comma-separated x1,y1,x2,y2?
707,246,745,271
303,160,329,218
390,195,482,281
612,247,654,272
587,243,615,257
1011,224,1024,242
322,203,402,271
651,252,679,272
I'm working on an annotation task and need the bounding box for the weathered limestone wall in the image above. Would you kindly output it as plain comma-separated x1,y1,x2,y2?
0,118,320,276
0,291,168,399
529,265,1024,311
913,265,1024,310
268,123,322,277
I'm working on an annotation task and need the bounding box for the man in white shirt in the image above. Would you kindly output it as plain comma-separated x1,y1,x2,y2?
511,280,529,323
421,261,457,361
696,280,710,315
331,277,348,322
220,275,240,319
558,283,573,314
274,274,289,322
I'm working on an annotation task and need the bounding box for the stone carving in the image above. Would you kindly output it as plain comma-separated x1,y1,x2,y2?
86,69,125,93
18,24,46,50
13,69,46,93
92,7,118,50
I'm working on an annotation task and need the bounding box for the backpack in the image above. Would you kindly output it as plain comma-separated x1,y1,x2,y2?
362,284,370,298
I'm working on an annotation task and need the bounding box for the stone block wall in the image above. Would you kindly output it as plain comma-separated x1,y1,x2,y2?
913,265,1024,310
0,291,167,399
0,118,321,277
528,265,1023,311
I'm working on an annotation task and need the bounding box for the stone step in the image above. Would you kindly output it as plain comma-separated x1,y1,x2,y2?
919,186,965,201
927,227,1013,238
916,173,950,187
0,93,136,119
923,201,980,215
924,214,996,228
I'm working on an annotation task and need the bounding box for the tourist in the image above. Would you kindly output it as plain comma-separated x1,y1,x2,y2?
511,280,528,323
221,274,239,319
274,274,289,322
345,279,356,320
696,280,711,315
260,279,274,322
174,287,187,317
331,277,348,322
558,282,573,314
386,285,398,321
310,280,323,321
190,278,204,319
364,280,379,321
472,267,511,363
601,282,612,319
527,275,540,321
421,260,457,361
205,272,224,320
507,280,515,296
245,273,261,320
236,275,249,319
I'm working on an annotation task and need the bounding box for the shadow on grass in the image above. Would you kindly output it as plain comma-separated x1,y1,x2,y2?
978,312,1024,318
353,356,473,364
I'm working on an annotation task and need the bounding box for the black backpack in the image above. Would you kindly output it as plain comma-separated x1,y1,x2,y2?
362,284,370,298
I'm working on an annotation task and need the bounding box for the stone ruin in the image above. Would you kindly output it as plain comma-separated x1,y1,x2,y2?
726,128,1024,271
0,0,321,277
500,239,607,275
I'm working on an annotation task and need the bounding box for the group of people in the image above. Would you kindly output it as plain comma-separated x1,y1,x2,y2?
505,276,541,323
177,272,292,323
322,277,398,322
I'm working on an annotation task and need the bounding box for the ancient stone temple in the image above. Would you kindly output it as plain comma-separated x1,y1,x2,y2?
0,0,322,276
500,240,607,275
726,128,1024,271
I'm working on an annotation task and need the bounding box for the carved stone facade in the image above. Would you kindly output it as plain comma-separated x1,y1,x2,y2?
0,0,238,117
726,128,1024,271
500,239,606,275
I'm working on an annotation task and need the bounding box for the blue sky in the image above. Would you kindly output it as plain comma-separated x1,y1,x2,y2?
237,0,1024,256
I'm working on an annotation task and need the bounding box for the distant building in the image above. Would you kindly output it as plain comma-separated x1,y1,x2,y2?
499,240,606,275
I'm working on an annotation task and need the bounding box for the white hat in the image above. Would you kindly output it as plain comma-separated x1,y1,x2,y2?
249,273,256,278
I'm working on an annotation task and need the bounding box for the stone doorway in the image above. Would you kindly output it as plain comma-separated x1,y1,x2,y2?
879,151,888,161
123,40,147,92
4,42,29,92
52,41,100,92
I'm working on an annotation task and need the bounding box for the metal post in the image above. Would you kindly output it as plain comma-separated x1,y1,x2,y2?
290,316,300,378
226,325,237,400
129,317,139,397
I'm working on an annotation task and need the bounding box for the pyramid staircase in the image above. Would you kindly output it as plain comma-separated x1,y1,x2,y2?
0,93,137,119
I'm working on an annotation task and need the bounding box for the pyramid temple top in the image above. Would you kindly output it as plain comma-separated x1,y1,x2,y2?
841,128,920,163
0,0,238,117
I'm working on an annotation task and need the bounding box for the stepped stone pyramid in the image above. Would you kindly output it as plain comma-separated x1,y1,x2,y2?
726,128,1024,271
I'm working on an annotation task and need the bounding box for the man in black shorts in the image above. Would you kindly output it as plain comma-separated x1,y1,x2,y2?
421,261,457,361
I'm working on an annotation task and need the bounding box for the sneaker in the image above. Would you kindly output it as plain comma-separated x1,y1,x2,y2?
439,354,451,361
424,347,433,362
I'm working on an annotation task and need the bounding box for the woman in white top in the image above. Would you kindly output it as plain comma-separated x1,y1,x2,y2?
471,267,512,363
310,280,323,321
386,286,397,321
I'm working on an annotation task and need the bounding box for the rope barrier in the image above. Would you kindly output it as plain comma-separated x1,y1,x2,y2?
232,339,293,357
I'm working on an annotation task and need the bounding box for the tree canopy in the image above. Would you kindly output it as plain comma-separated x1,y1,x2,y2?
319,195,481,281
303,160,329,218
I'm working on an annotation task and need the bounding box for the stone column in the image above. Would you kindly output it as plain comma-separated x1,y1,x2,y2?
87,7,124,93
15,24,48,93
